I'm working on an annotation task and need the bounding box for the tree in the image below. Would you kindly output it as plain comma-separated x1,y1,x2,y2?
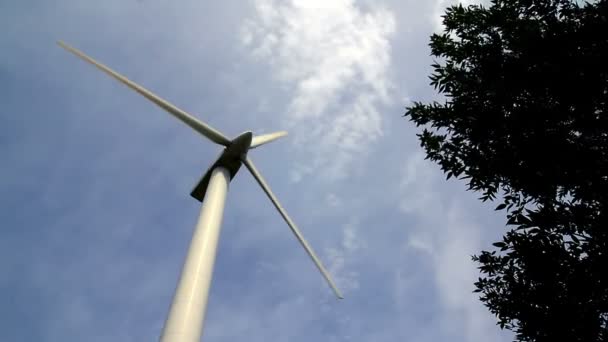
404,0,608,341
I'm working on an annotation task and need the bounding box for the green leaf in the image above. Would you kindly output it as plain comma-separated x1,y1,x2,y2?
492,242,506,248
495,203,507,210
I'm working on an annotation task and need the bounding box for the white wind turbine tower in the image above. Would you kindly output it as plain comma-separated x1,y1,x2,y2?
58,41,343,342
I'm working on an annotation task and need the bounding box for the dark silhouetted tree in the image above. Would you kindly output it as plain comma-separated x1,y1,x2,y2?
404,0,608,341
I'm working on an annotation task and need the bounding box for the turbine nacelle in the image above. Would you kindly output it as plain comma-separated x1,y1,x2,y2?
231,131,254,155
191,130,283,202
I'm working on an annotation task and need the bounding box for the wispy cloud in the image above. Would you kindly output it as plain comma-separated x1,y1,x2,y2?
399,152,507,342
326,219,365,294
242,0,396,182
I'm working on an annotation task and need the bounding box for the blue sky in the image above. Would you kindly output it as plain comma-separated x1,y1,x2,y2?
1,0,513,341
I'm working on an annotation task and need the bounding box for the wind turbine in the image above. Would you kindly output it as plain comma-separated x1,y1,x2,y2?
57,41,343,342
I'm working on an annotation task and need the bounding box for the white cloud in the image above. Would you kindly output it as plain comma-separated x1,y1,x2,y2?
242,0,396,182
326,192,342,207
326,220,365,294
399,152,506,342
399,151,442,214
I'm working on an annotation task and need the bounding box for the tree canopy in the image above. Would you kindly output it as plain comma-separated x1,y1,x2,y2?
404,0,608,341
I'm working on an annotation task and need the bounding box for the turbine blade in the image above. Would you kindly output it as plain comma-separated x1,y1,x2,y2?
242,157,343,299
57,41,230,146
250,131,288,149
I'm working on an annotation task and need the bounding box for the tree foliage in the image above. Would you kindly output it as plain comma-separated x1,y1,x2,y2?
404,0,608,341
